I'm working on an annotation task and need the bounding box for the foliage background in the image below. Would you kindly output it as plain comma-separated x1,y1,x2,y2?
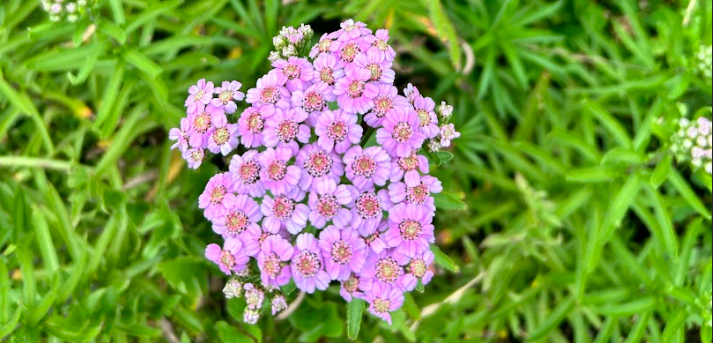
0,0,711,342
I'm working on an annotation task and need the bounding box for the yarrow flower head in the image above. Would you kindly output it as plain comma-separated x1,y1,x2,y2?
671,116,712,175
696,44,712,84
42,0,90,22
170,19,462,325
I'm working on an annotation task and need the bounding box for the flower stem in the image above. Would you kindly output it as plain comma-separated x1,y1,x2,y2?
0,156,75,171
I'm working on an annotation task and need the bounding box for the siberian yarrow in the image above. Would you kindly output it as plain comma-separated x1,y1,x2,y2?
169,20,460,325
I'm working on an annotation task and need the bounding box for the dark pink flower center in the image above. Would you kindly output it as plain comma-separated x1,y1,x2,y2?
260,86,280,104
276,120,298,142
398,154,419,171
399,219,422,240
317,195,339,218
318,39,332,53
367,64,382,81
190,149,204,162
220,250,235,269
352,155,376,177
263,252,282,277
211,186,227,204
272,195,295,220
267,160,287,181
376,257,402,283
340,43,359,63
295,251,321,277
212,127,230,145
219,90,233,104
225,210,249,234
327,120,348,141
343,274,359,292
373,96,393,117
406,183,429,204
417,110,431,127
331,240,352,264
347,80,364,99
410,258,427,278
284,64,301,80
392,122,413,143
238,160,260,184
305,150,333,177
194,112,211,133
320,68,335,85
303,91,324,112
356,192,381,219
375,39,388,51
246,112,264,134
373,298,390,313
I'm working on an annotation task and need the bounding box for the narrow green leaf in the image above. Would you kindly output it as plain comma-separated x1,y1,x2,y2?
650,153,672,188
433,192,468,211
126,50,163,78
592,317,616,343
94,60,125,129
641,184,677,258
622,311,651,343
598,297,656,316
661,309,687,343
15,249,36,306
599,173,641,241
402,293,421,321
346,299,364,340
32,209,59,274
583,100,631,148
431,245,459,273
0,259,9,323
42,317,103,342
0,308,21,339
566,166,618,183
667,169,712,219
527,297,575,341
421,0,461,70
117,323,162,338
98,19,126,44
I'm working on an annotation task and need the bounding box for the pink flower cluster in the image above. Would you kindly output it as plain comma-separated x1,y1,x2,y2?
170,19,459,325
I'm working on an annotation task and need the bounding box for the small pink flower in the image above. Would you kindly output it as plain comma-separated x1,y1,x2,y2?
212,194,263,239
385,203,435,257
246,72,290,106
296,144,344,192
319,226,367,281
229,150,266,197
258,147,301,196
360,249,408,291
315,109,363,153
439,123,461,147
396,249,435,291
331,19,372,41
291,82,336,125
348,187,390,236
263,108,311,155
291,233,330,293
363,283,404,325
334,67,378,114
187,104,223,148
413,95,440,138
376,106,426,157
272,57,314,92
169,117,191,151
310,33,339,58
205,238,249,275
390,151,429,182
198,173,236,221
364,29,396,62
308,179,353,228
313,53,344,86
182,148,205,169
354,49,395,84
238,105,275,148
261,190,310,235
364,84,409,128
344,146,391,191
211,80,245,114
207,113,239,155
258,235,294,287
336,40,363,64
340,273,367,302
185,79,214,114
388,173,442,211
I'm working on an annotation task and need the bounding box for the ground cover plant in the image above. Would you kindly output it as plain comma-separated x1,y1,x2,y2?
0,0,711,342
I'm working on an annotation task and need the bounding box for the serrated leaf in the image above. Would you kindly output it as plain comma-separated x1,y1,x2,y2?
431,245,459,273
346,299,364,340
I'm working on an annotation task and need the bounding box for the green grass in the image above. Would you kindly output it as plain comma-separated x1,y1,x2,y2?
0,0,711,342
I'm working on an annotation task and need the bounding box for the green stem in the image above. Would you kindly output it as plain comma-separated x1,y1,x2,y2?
0,157,74,171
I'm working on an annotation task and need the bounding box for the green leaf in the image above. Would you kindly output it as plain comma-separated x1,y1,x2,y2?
158,256,207,301
667,169,712,219
421,0,461,71
583,100,631,148
126,50,163,78
431,245,459,273
94,60,125,129
98,19,127,45
566,166,618,183
622,311,651,343
527,297,574,341
32,209,59,274
598,297,656,316
346,299,364,340
433,192,468,211
215,321,252,343
402,293,422,321
650,153,672,188
117,323,162,338
436,151,454,164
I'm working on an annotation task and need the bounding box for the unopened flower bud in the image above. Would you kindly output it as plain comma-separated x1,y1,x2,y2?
223,279,243,299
